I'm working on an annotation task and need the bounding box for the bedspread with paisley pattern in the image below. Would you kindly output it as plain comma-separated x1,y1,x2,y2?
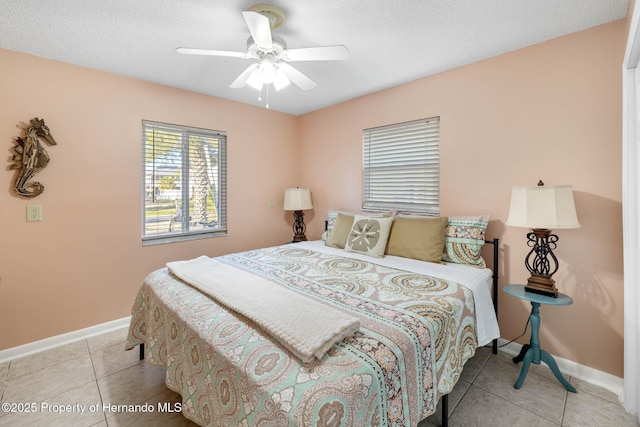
126,244,477,426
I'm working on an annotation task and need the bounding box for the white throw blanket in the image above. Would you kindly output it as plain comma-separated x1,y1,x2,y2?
166,256,361,363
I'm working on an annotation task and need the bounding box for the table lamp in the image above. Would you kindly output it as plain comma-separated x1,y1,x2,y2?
284,187,313,242
506,181,580,297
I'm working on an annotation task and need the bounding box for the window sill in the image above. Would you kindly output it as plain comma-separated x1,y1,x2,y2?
142,230,227,246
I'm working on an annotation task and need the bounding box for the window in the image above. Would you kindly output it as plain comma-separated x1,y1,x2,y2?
142,120,227,245
362,117,440,215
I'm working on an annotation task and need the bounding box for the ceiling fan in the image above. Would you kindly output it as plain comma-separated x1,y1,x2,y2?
176,4,349,92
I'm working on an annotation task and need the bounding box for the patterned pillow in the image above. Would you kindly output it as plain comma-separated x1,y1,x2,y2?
344,215,394,258
442,215,490,268
322,210,341,242
322,210,393,242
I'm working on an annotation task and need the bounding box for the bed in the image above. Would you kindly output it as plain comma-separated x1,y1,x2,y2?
126,214,500,426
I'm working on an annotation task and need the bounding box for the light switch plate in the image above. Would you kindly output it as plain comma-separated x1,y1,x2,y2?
27,205,43,222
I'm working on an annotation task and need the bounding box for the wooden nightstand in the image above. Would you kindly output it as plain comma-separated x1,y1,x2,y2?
503,284,577,393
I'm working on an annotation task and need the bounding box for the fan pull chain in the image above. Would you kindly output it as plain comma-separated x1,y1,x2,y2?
256,85,271,109
257,85,270,109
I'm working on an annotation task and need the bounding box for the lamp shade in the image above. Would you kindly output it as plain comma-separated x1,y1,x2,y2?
283,188,313,211
506,184,580,229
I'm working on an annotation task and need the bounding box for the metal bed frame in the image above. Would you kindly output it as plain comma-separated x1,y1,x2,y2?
137,236,500,427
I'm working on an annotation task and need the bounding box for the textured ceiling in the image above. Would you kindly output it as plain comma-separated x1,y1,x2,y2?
0,0,629,115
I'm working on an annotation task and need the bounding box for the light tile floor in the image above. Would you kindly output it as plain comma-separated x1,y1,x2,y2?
0,327,637,426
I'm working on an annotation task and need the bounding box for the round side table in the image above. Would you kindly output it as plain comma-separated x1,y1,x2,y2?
503,284,577,393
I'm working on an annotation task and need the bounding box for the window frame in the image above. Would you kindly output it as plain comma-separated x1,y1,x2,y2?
362,117,440,216
141,120,227,246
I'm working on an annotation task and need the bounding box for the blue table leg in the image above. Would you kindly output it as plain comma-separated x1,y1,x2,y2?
541,349,576,393
514,347,534,389
513,301,576,393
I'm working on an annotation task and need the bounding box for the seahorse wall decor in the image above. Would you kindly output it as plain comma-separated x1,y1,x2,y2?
9,117,57,198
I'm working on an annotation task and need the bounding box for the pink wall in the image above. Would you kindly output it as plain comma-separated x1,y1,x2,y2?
0,18,627,378
0,49,299,349
298,20,626,377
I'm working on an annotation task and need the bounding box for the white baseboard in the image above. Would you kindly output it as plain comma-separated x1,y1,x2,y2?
497,338,625,402
0,316,131,364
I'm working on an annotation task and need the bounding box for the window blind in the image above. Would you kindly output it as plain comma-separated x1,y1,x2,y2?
362,117,440,215
142,120,227,244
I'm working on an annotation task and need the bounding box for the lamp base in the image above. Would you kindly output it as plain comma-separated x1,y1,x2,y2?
292,234,307,243
525,274,558,297
291,210,307,243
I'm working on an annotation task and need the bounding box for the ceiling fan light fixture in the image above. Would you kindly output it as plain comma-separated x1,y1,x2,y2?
258,60,276,84
246,69,264,90
243,60,290,91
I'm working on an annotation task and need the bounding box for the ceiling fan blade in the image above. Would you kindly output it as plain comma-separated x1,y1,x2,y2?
176,47,250,58
278,63,316,91
242,11,273,50
282,45,349,62
230,63,260,88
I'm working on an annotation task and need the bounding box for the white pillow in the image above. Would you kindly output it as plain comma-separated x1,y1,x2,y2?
344,215,394,258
